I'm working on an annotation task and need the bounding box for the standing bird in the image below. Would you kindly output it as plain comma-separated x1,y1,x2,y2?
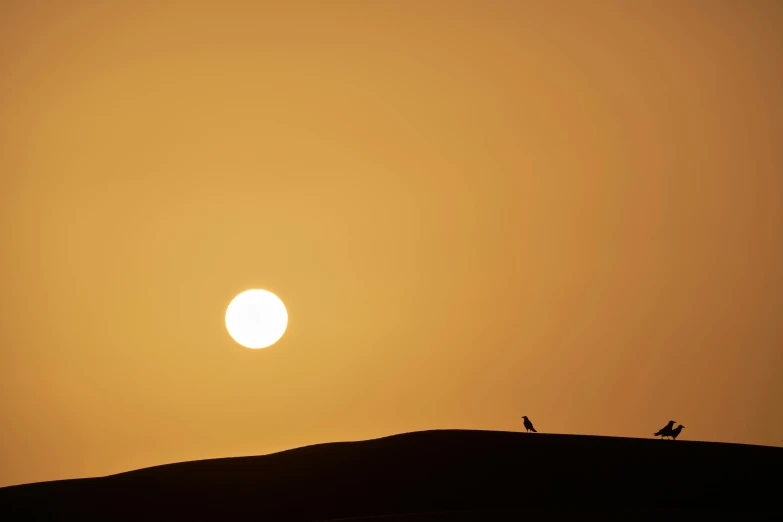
670,425,685,440
653,420,676,439
521,416,537,433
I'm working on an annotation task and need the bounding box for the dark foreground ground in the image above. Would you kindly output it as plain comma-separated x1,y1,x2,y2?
1,430,781,521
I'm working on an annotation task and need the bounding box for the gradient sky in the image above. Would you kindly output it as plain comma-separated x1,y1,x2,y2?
1,0,782,487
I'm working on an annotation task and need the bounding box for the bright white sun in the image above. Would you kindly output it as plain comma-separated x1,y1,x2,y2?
225,289,288,349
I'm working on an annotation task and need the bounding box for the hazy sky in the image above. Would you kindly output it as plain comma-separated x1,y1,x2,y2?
1,0,782,487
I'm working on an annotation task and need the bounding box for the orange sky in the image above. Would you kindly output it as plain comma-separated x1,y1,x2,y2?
1,0,782,487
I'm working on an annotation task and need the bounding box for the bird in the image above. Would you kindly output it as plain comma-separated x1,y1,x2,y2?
670,425,685,440
521,416,537,433
653,420,676,439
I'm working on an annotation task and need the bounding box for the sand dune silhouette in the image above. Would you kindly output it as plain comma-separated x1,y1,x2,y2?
1,430,781,521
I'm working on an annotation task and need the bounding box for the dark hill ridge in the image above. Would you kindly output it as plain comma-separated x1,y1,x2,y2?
1,430,781,521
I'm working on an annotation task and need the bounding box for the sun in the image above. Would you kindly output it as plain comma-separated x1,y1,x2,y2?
225,289,288,349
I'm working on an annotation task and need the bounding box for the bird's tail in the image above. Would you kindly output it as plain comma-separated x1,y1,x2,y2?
531,428,537,433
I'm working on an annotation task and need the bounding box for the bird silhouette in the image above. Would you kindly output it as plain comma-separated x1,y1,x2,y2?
521,416,537,433
670,425,685,440
653,420,676,439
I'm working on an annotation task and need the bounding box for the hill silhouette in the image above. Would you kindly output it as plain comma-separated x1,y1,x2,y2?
1,430,781,521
